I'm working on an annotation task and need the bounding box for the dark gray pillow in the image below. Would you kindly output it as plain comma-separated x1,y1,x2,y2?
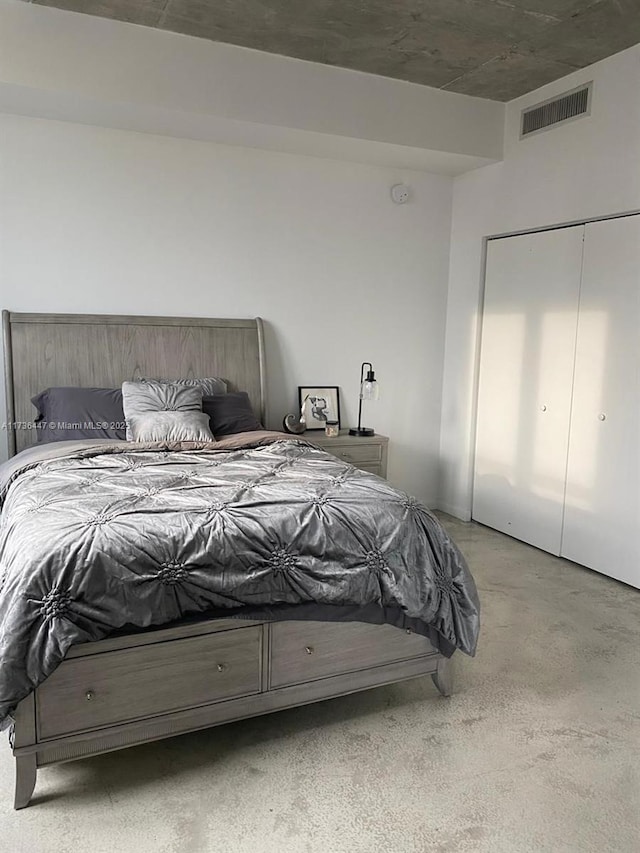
202,392,263,436
31,387,126,443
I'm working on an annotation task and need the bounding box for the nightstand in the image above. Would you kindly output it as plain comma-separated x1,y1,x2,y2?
307,431,388,478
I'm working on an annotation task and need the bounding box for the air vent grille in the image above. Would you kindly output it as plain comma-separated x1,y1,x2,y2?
521,83,591,138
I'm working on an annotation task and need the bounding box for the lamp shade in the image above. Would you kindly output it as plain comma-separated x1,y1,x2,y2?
362,373,379,401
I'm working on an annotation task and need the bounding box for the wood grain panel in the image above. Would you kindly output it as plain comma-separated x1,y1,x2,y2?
3,312,266,454
330,444,382,464
10,693,35,749
270,621,437,688
28,654,440,768
65,617,264,658
308,434,389,478
36,626,262,739
357,464,383,475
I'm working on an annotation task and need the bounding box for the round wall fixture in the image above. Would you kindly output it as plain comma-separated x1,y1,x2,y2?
391,184,410,204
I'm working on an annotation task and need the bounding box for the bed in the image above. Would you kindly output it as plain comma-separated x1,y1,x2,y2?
0,311,479,810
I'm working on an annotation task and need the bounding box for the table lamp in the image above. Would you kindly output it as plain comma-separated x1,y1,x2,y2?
349,362,379,436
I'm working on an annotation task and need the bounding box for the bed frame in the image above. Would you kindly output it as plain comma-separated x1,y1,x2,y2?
2,311,451,810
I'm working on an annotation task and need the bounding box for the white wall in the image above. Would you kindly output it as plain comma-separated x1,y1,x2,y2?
438,45,640,519
0,113,453,505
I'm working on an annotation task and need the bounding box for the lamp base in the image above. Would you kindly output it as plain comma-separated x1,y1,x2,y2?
348,427,375,437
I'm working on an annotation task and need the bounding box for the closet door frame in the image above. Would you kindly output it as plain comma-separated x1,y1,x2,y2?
468,208,640,539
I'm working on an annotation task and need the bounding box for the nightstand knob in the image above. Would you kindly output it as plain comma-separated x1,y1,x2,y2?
85,690,95,701
304,646,314,655
216,663,226,673
340,452,352,460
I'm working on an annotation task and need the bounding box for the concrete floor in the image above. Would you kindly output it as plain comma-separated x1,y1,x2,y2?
1,516,638,852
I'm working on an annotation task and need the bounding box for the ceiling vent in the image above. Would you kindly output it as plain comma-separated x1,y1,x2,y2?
520,83,592,139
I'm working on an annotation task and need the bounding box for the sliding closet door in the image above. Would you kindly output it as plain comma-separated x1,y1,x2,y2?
473,226,584,553
561,215,640,588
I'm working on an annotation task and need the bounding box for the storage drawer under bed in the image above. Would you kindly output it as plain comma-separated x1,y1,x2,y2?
269,621,437,689
36,625,262,739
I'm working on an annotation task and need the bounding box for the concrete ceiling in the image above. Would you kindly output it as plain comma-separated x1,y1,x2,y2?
25,0,640,101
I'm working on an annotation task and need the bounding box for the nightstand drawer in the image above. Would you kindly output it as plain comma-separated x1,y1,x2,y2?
329,443,382,465
309,432,388,478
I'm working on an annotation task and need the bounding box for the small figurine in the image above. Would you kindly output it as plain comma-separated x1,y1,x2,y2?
283,394,308,434
283,413,306,434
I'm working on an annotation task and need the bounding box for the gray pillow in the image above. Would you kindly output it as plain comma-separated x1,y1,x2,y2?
31,387,127,443
128,411,214,443
202,392,263,436
122,380,203,440
141,377,227,396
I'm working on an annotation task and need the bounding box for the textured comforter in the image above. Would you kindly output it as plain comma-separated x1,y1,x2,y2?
0,433,479,727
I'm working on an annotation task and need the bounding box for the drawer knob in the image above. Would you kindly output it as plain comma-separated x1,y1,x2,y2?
340,452,352,460
304,646,314,655
85,690,95,701
406,629,412,635
216,663,226,672
598,413,606,421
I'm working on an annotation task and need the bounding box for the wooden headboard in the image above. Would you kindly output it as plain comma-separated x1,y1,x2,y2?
2,312,266,457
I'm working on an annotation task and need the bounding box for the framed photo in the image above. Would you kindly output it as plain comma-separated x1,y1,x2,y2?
298,386,341,431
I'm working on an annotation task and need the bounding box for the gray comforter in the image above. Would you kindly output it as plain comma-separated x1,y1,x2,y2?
0,433,479,728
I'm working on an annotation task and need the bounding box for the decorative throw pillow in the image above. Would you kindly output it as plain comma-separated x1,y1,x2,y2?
122,381,203,440
31,387,126,444
140,377,227,396
127,411,214,443
202,392,263,437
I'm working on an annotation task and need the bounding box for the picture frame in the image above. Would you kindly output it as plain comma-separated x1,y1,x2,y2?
298,386,341,431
